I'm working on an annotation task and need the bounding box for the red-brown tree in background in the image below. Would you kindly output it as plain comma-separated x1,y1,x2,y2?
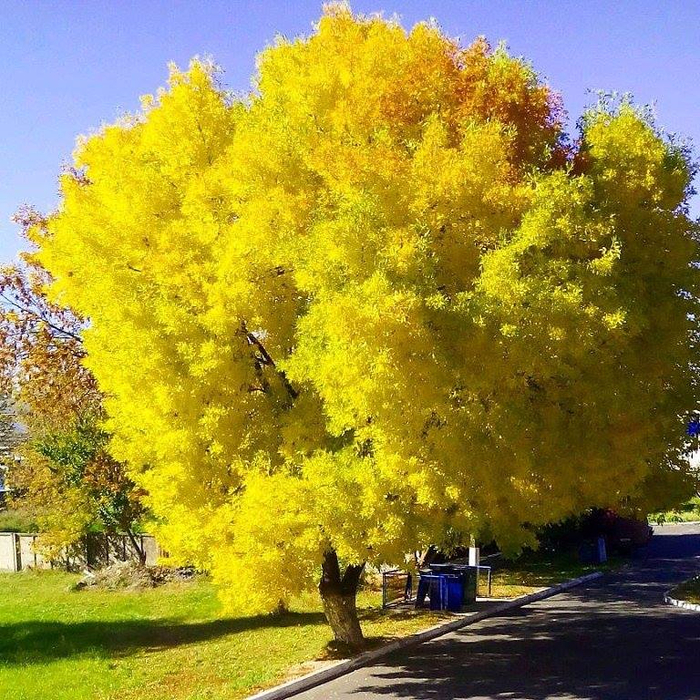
0,207,148,561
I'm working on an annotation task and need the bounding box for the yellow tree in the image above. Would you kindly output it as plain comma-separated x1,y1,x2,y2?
32,7,698,643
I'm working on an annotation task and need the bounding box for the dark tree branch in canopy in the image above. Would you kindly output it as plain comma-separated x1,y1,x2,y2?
241,320,299,400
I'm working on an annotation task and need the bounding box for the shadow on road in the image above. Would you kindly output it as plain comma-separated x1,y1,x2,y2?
349,526,700,700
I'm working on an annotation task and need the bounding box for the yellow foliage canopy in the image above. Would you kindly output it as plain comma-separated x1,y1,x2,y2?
34,8,698,613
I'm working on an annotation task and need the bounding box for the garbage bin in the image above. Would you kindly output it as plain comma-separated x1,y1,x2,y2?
578,536,607,564
415,570,432,607
429,564,477,605
461,566,477,604
418,574,447,610
444,574,464,612
420,573,463,611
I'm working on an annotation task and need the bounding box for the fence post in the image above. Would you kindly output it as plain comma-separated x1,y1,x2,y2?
12,532,21,572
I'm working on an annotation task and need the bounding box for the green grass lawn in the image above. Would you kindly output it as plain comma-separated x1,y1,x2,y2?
0,570,449,700
0,554,615,700
650,496,700,524
669,576,700,605
487,551,622,598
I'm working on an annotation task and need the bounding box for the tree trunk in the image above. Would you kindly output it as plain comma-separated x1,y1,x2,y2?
126,529,147,566
319,549,365,647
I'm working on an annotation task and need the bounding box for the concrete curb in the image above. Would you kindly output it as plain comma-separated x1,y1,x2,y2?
664,578,700,612
247,570,604,700
664,593,700,611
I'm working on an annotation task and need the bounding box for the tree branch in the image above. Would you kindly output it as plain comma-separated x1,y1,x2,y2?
241,321,299,400
0,293,83,343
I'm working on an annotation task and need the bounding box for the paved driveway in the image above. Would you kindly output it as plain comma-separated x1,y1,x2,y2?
296,523,700,700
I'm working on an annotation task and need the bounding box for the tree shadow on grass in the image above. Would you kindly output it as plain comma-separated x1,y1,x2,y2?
0,606,445,666
0,610,327,665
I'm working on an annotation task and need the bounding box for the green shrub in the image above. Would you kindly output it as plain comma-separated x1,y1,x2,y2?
0,508,38,533
650,496,700,524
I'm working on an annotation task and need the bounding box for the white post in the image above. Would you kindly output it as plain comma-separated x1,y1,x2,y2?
468,546,480,568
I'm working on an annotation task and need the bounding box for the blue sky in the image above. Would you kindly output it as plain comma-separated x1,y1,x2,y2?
1,0,699,263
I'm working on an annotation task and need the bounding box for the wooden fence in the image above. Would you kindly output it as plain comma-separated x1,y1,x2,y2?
0,532,160,572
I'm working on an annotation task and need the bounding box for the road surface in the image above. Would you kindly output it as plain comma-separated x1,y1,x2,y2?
297,523,700,700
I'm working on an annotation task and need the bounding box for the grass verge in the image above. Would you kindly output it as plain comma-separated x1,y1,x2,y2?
486,551,623,598
668,576,700,605
650,496,700,524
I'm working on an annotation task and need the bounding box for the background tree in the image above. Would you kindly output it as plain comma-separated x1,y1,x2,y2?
0,217,148,561
0,396,20,509
31,7,699,644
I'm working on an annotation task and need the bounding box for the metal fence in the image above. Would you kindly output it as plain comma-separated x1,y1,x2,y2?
474,565,493,597
0,532,160,572
381,570,413,608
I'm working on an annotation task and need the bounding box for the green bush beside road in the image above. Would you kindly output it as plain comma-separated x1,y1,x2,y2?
650,497,700,524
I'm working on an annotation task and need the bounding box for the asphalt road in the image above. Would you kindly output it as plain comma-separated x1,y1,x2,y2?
296,523,700,700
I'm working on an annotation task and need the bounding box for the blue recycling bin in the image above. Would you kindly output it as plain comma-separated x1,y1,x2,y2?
415,571,431,607
444,575,464,612
429,564,477,605
417,573,463,611
424,574,447,610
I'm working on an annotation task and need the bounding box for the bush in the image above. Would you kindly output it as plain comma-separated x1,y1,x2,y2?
0,508,38,533
536,508,652,554
650,497,700,524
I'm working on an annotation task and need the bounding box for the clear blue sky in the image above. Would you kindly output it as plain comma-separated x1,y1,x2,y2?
1,0,699,263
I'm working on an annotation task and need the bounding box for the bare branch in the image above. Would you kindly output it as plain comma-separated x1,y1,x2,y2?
0,293,83,344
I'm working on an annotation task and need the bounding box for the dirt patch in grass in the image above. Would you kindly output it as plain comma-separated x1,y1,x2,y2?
74,561,198,591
